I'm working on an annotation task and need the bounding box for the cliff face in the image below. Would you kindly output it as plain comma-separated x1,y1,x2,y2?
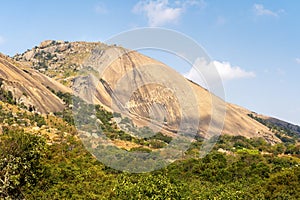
14,41,281,143
0,53,70,113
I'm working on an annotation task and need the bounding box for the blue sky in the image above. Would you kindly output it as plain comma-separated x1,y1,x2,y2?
0,0,299,125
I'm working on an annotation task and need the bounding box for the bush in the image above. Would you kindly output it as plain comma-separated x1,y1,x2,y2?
0,129,46,199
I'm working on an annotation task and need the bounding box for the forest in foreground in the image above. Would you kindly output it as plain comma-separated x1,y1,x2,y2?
0,97,299,199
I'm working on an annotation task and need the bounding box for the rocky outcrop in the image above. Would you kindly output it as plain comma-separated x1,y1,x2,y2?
0,54,69,113
14,41,281,143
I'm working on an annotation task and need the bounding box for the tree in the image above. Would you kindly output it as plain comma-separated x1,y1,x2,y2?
0,128,46,199
114,173,183,199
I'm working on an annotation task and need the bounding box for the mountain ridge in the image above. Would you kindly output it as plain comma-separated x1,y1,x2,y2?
1,40,296,144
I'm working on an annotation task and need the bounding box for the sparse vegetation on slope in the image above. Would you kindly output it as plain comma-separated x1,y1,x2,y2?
14,40,106,86
248,113,300,144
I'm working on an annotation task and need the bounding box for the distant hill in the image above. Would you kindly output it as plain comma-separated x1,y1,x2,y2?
265,117,300,135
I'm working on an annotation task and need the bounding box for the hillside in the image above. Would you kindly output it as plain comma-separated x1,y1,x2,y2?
0,40,299,199
15,40,281,144
263,116,300,136
0,53,71,113
1,96,299,199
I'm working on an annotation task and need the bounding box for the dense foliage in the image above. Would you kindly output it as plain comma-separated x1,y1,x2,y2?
0,127,299,199
0,93,299,199
0,129,46,199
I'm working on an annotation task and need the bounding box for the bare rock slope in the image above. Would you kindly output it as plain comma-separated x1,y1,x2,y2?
15,41,281,143
0,53,71,113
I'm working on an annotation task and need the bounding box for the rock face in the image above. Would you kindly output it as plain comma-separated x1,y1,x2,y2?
15,41,281,143
0,53,71,113
79,45,279,143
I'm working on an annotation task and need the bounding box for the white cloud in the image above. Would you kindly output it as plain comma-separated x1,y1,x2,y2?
133,0,182,26
184,58,255,87
296,58,300,64
133,0,205,27
213,61,256,80
253,4,283,17
95,3,108,14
